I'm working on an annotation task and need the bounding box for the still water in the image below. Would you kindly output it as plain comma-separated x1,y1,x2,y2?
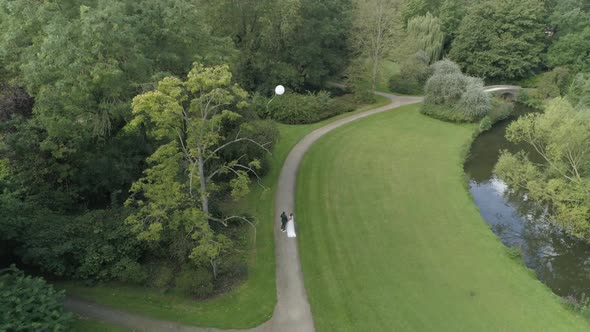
464,104,590,299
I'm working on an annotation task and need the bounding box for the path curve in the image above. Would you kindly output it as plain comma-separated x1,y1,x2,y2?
65,92,423,332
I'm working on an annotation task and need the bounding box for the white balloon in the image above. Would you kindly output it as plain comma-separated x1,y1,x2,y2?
275,85,285,95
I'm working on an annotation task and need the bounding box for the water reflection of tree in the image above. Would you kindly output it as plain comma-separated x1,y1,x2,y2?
466,104,590,300
500,187,590,299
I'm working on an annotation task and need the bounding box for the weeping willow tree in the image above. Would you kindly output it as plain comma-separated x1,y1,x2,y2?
406,12,444,64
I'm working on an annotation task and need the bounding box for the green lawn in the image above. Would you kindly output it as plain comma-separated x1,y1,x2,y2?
60,95,389,329
296,104,589,331
71,316,130,332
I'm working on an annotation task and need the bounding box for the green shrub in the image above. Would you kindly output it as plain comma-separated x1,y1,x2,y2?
0,265,72,331
321,95,357,119
266,91,329,124
112,258,147,285
479,116,493,132
488,97,514,123
537,67,571,99
518,89,544,110
568,73,590,111
12,207,143,282
430,58,462,75
219,252,248,280
324,85,351,97
424,71,468,105
478,97,514,133
505,246,523,261
264,91,355,124
423,59,491,122
146,263,175,290
389,76,424,95
352,86,376,104
562,294,590,321
457,78,492,120
388,51,431,95
175,267,214,297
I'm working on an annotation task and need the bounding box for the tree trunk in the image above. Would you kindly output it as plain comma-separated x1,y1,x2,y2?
371,55,379,92
198,152,209,216
211,258,218,279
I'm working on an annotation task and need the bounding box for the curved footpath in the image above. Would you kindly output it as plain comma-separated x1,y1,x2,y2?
65,92,424,332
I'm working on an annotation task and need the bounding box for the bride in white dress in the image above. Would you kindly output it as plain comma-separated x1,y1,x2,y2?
287,213,296,238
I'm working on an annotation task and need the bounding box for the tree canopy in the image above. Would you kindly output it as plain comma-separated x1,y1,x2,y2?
449,0,546,80
496,98,590,239
406,12,444,64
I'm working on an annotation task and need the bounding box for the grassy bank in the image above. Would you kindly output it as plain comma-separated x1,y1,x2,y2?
60,95,389,329
296,104,589,331
72,316,130,332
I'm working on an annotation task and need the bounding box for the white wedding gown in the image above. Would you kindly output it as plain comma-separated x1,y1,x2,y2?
287,217,296,238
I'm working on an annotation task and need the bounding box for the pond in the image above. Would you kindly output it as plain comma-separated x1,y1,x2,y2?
464,104,590,299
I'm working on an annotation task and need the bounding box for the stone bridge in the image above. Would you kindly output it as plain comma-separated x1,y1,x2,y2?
483,85,522,100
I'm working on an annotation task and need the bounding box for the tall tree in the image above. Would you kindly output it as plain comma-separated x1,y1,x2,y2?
495,98,590,240
449,0,547,80
406,12,444,64
350,0,402,91
0,0,228,208
125,63,268,275
401,0,440,23
439,0,469,50
546,0,590,72
203,0,352,92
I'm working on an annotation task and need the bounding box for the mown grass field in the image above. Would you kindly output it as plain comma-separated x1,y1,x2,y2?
296,104,589,331
72,316,130,331
61,95,389,329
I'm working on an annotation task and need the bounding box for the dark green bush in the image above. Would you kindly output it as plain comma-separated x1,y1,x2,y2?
266,92,322,124
567,73,590,111
320,95,357,119
537,67,571,99
479,116,493,132
488,97,514,123
518,89,544,110
175,267,214,297
323,85,351,97
264,91,357,124
219,252,248,280
389,51,431,95
389,76,424,95
0,265,72,331
11,207,143,282
112,258,148,285
478,97,514,133
149,264,175,290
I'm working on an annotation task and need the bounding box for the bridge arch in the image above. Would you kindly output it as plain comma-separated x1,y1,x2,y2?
483,85,521,101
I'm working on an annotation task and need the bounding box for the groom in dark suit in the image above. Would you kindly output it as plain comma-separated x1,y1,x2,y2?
280,211,288,233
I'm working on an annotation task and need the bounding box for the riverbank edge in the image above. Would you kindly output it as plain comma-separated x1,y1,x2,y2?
458,104,590,321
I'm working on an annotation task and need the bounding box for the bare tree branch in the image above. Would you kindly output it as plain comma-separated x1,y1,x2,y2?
204,137,272,164
209,215,257,246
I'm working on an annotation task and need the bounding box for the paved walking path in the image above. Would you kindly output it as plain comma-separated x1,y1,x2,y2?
66,92,423,332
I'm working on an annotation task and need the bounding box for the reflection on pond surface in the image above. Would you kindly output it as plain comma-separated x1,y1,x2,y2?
464,104,590,299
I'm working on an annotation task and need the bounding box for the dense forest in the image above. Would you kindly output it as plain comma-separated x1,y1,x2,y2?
1,0,589,329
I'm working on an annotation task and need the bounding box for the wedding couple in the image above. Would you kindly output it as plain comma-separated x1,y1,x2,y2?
280,211,296,238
